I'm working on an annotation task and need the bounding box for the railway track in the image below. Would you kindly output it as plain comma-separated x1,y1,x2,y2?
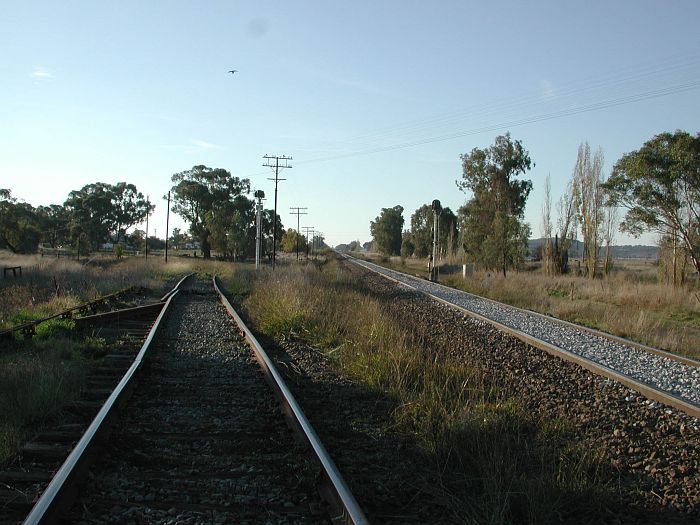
3,274,366,524
0,275,193,524
344,255,700,419
0,286,145,342
333,254,699,517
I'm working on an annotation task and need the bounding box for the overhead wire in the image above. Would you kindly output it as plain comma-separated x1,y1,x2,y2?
222,54,700,183
329,54,700,146
292,79,700,166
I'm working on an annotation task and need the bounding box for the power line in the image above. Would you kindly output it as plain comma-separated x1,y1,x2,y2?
302,226,314,258
293,79,700,166
329,55,700,146
224,56,700,184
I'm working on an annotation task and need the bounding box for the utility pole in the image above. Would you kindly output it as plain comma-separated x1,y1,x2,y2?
302,226,314,259
314,231,324,257
165,191,171,263
290,207,308,261
263,154,292,270
145,195,150,260
254,190,266,269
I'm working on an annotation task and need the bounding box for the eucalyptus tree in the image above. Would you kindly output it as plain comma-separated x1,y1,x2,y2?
370,205,404,255
64,182,113,250
0,189,41,253
64,182,152,250
208,195,256,261
107,182,153,243
170,165,250,259
35,204,70,248
409,204,459,259
604,130,700,281
457,133,533,276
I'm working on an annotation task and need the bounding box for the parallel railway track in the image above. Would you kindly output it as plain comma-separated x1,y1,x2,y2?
344,254,700,419
3,274,367,525
0,276,193,523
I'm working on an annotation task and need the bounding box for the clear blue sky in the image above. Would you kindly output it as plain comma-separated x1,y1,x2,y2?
2,1,699,246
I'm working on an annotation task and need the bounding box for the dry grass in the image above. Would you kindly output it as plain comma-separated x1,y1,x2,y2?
0,335,100,463
0,251,196,329
357,253,700,360
0,252,205,464
223,261,614,523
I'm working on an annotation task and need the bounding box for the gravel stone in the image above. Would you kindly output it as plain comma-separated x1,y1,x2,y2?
65,276,330,524
352,257,700,406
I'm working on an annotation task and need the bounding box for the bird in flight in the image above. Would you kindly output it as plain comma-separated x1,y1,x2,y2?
228,70,238,74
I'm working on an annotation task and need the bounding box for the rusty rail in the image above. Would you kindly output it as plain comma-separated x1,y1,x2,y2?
22,292,178,525
21,274,194,525
213,276,370,525
0,287,140,340
1,273,194,341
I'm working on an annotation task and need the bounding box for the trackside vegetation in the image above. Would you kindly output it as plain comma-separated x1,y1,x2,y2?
0,255,194,464
224,260,618,523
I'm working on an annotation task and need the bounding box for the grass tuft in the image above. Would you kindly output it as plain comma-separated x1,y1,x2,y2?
0,337,93,463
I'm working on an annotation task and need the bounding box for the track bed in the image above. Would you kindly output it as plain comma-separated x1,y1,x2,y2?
62,278,329,524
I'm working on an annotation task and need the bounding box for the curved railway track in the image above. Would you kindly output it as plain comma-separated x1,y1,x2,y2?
4,274,366,525
343,255,700,419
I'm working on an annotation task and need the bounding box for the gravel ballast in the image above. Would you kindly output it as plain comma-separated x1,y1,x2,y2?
329,258,700,521
67,277,330,525
350,257,700,407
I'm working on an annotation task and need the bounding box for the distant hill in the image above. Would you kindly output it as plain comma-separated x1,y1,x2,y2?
528,238,658,260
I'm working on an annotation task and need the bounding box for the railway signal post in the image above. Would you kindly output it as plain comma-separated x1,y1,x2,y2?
254,190,266,270
431,199,441,282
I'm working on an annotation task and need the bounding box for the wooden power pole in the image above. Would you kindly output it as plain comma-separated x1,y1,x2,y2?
290,207,308,261
263,155,292,270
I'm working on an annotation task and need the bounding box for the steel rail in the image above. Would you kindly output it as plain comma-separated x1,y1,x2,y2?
160,272,195,302
22,275,193,525
213,276,370,525
74,301,166,329
346,254,700,368
343,254,700,419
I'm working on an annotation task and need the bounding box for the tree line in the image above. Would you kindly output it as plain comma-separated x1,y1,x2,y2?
0,164,292,261
369,130,700,282
0,182,153,255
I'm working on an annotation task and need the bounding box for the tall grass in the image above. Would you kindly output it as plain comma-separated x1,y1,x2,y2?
0,334,105,463
0,253,195,329
0,253,202,464
225,262,614,523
